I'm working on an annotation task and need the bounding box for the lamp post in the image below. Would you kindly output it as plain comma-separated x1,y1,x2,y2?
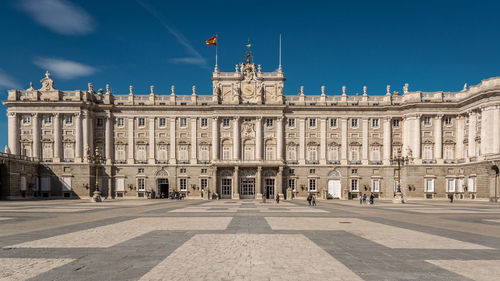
390,149,409,203
87,147,106,202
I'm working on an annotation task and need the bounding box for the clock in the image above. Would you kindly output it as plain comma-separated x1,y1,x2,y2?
242,84,254,96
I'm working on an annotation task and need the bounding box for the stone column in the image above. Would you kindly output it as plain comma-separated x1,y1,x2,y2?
7,112,18,155
211,167,218,199
320,118,327,164
383,117,391,164
82,111,89,162
402,116,409,157
128,117,135,164
362,118,369,163
88,113,94,155
191,117,197,162
456,116,464,160
32,113,40,159
276,117,284,161
468,111,477,159
75,113,82,162
256,117,263,161
149,117,156,164
341,118,348,164
233,166,239,199
277,166,284,198
170,117,176,162
105,111,113,164
494,106,500,154
299,118,306,164
256,166,262,198
434,115,442,161
414,115,421,160
53,113,61,162
233,116,240,160
212,117,219,161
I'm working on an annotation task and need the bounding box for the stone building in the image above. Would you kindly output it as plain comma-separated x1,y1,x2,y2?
3,51,500,200
0,153,39,199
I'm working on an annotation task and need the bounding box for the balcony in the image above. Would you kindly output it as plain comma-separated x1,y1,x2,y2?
197,160,211,164
286,160,298,164
327,160,340,164
135,160,148,164
114,160,127,164
156,160,168,164
305,160,319,164
422,159,437,164
178,160,190,164
368,161,383,165
348,160,361,165
443,159,456,164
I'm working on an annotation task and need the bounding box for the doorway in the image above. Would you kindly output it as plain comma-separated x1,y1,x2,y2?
240,178,255,199
328,179,341,199
157,178,169,198
265,178,275,199
221,178,232,199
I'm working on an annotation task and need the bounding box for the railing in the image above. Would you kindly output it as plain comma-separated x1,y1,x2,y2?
348,160,361,165
305,160,319,164
178,160,190,164
0,152,37,162
422,159,437,164
368,161,383,165
114,160,127,164
197,160,211,164
327,160,340,164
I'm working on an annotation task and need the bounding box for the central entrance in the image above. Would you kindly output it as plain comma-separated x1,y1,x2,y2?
265,178,275,199
240,178,255,199
221,178,232,199
157,178,169,198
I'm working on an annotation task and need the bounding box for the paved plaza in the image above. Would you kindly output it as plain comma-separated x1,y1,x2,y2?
0,199,499,281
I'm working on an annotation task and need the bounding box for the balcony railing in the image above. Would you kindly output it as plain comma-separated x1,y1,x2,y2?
327,160,340,164
348,160,361,165
422,159,437,164
368,161,383,165
305,160,319,164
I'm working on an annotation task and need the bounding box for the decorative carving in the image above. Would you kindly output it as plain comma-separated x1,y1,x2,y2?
106,84,111,94
192,85,196,95
241,121,255,138
88,83,94,94
129,85,133,95
403,83,409,94
27,82,35,91
386,85,391,95
171,85,175,95
40,71,55,91
150,85,154,94
363,86,367,96
342,86,346,96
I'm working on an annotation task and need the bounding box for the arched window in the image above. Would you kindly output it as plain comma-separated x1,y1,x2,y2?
158,145,168,161
136,145,147,161
328,146,338,161
287,145,297,161
423,145,433,160
307,146,318,162
178,145,189,161
115,145,126,161
199,145,210,161
63,143,74,160
370,146,380,161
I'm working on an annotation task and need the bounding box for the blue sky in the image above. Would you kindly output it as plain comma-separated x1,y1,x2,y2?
0,0,499,150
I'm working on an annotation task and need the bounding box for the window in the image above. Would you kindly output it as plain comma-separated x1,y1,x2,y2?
309,179,317,191
97,118,104,127
180,178,187,191
457,178,464,193
199,145,209,161
288,118,295,127
266,118,274,127
350,147,360,161
370,147,381,162
351,118,358,128
394,180,399,192
63,143,74,160
44,115,52,124
289,179,295,191
23,115,31,124
287,146,297,161
159,118,166,127
42,143,53,160
351,169,357,174
158,145,168,161
309,169,315,174
351,179,359,191
423,117,431,125
201,178,208,190
180,168,186,174
116,178,125,192
309,118,316,127
117,118,124,127
307,146,318,162
244,145,254,160
444,146,454,160
222,118,230,127
179,118,187,127
201,118,208,127
423,145,433,160
65,115,73,124
265,146,275,160
447,178,456,192
372,179,380,192
393,119,400,127
444,117,452,126
328,147,339,161
288,169,295,175
179,145,188,161
116,145,126,161
62,176,72,191
425,178,435,192
330,118,337,127
137,178,145,191
138,168,144,173
136,145,146,161
468,177,475,192
222,146,231,160
201,168,207,174
372,119,379,127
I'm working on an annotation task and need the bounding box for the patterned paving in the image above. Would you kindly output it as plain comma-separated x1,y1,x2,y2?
0,199,499,280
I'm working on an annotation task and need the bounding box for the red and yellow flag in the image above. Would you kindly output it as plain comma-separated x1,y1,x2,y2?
206,35,217,46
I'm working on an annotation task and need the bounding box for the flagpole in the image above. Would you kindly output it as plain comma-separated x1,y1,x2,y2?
279,34,282,72
215,34,218,71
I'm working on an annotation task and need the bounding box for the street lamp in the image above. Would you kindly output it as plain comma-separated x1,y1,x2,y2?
390,149,409,203
87,147,106,202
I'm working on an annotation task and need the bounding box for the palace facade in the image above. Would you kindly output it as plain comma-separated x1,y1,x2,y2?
3,53,500,200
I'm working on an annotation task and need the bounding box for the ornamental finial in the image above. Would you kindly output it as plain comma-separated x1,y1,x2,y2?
150,85,155,94
129,85,133,95
386,85,391,95
192,85,197,95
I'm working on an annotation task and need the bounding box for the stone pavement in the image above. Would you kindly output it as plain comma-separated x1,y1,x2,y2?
0,199,499,281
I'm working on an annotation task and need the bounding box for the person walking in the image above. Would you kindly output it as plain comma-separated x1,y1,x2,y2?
276,194,280,204
362,194,367,204
307,194,312,206
369,193,374,205
312,195,317,206
359,195,363,205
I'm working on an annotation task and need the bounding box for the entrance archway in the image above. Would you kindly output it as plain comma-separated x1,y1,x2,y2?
327,170,341,199
155,168,169,198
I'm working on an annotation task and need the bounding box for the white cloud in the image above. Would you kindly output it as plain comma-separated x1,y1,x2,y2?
18,0,95,36
136,0,207,67
0,69,21,89
34,57,97,79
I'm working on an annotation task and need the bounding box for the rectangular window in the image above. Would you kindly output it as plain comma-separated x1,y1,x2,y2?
179,145,188,161
201,118,208,127
444,117,452,126
201,169,207,174
330,118,337,127
468,177,475,192
288,118,295,127
287,147,296,161
158,145,167,161
372,119,379,127
309,118,316,127
65,115,73,124
117,118,124,127
62,176,72,191
180,178,187,191
372,179,380,192
23,115,31,124
265,146,275,160
351,169,357,174
309,169,315,174
116,178,125,192
351,118,358,128
159,118,166,127
351,179,359,191
136,145,147,161
201,178,208,190
222,118,230,127
308,179,317,191
223,146,231,160
288,169,295,175
97,118,104,127
266,118,273,127
425,178,435,192
179,118,187,127
308,147,318,162
447,178,456,192
138,168,144,173
44,115,52,124
200,146,209,161
423,117,431,125
180,168,186,174
289,179,295,191
137,178,145,191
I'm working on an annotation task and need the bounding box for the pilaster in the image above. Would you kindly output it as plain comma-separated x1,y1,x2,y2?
341,118,348,165
383,117,391,165
75,112,83,162
362,118,369,164
233,116,240,160
53,113,61,162
105,111,113,164
127,117,134,164
320,118,327,165
299,118,306,165
434,115,442,163
32,113,40,159
212,117,219,161
276,117,284,161
191,117,198,162
170,117,176,163
256,117,263,161
7,112,18,155
149,117,156,164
